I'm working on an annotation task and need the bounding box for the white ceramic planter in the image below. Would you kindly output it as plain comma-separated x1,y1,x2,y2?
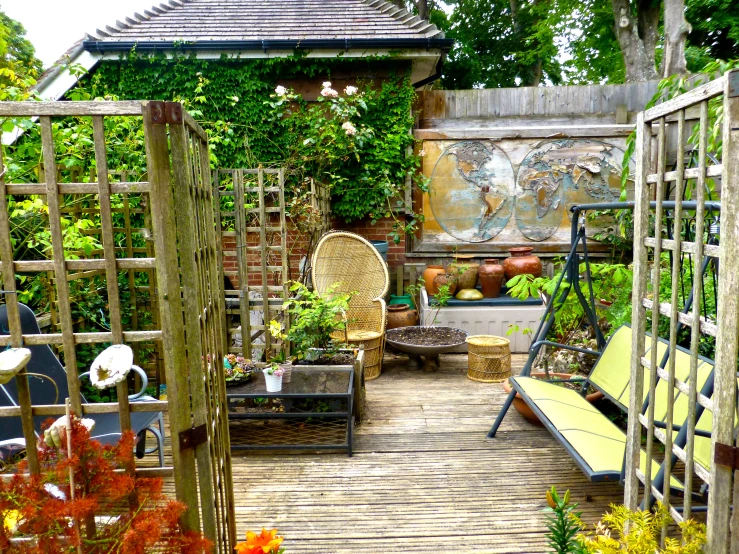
263,369,283,392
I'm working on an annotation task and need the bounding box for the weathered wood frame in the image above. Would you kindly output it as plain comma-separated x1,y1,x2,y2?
0,101,235,552
625,71,738,552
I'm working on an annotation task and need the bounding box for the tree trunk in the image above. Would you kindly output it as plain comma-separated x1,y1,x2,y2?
416,0,429,20
390,0,405,9
662,0,690,77
611,0,659,81
510,0,543,86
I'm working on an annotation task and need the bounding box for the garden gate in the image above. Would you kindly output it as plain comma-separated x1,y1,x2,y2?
0,101,235,552
626,70,739,552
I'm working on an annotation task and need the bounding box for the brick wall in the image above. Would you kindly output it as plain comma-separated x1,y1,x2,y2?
221,215,411,289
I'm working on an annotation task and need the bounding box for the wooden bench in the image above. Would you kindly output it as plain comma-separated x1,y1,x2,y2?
490,326,716,488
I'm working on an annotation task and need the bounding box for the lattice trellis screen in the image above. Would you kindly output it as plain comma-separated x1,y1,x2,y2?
0,101,235,552
625,70,739,553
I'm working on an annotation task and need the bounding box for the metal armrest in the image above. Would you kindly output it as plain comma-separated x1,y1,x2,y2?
79,365,149,401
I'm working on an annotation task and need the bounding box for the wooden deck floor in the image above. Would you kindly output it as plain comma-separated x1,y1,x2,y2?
230,354,625,553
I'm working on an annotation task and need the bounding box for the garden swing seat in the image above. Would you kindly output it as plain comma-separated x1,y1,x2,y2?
492,325,716,487
312,231,389,380
0,303,165,466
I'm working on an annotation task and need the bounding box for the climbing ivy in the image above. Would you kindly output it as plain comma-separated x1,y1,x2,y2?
82,52,423,230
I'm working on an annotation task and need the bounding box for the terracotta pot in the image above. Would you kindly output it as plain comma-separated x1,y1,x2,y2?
448,259,480,290
432,273,458,296
386,304,418,330
422,265,446,296
478,259,505,298
503,247,543,281
502,372,605,425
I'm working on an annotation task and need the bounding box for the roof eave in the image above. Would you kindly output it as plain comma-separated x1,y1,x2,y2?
81,38,454,54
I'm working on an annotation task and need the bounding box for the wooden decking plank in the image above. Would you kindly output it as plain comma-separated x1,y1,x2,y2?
227,354,623,553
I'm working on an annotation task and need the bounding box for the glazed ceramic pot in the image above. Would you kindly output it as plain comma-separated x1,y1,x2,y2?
503,247,543,280
456,288,483,301
389,294,416,310
478,259,505,298
422,265,446,295
387,304,418,330
433,273,458,296
448,258,480,290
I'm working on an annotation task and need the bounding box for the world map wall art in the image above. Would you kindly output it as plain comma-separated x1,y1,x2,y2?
417,138,634,253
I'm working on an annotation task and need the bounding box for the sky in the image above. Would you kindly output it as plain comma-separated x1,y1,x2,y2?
4,0,158,68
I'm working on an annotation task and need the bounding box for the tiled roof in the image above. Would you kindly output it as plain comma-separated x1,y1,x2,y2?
85,0,445,43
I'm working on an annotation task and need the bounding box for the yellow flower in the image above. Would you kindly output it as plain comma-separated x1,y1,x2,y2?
4,510,21,534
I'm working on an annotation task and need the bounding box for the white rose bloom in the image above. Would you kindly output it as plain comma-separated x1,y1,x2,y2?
419,149,427,157
321,88,339,98
322,81,332,89
275,85,287,96
345,86,358,95
342,121,357,136
90,344,133,389
44,416,96,448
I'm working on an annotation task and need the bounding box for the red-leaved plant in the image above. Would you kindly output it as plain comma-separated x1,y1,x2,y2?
0,414,212,553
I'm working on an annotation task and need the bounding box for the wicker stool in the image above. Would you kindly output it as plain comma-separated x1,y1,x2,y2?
465,335,511,383
345,330,383,380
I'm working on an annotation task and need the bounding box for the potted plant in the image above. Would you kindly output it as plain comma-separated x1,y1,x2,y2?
282,281,354,363
224,354,257,386
277,281,367,421
267,320,293,383
262,364,285,392
386,279,468,370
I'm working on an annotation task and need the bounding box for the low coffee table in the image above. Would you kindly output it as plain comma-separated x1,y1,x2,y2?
226,366,354,456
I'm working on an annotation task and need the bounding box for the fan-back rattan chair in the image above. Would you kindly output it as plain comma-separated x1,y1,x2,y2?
312,232,389,379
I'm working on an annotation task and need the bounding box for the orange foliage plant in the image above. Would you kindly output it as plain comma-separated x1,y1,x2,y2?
0,414,212,553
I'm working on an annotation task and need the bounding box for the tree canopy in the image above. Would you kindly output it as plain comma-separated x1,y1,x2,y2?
0,6,42,90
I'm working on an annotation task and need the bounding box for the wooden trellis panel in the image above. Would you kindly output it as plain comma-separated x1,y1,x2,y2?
215,167,290,361
0,101,235,553
626,71,739,553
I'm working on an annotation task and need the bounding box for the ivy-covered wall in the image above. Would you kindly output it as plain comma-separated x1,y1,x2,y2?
81,54,418,224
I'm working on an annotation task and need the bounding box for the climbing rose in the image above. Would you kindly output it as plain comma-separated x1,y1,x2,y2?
274,85,287,96
321,88,338,98
322,81,332,89
342,121,357,135
345,85,358,95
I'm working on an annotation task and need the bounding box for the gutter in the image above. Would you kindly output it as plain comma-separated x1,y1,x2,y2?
82,38,454,54
412,54,445,88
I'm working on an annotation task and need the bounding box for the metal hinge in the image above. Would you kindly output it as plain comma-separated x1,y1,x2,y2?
714,442,739,470
728,70,739,98
148,100,183,125
179,423,208,451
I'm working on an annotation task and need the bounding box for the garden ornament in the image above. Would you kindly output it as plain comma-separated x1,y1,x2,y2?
90,344,133,389
43,415,95,448
0,348,31,385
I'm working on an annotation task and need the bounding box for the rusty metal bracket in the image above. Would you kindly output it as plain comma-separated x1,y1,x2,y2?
179,423,208,451
714,442,739,470
729,70,739,98
165,101,183,124
148,101,183,124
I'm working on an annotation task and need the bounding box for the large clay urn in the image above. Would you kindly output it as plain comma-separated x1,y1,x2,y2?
503,247,543,280
433,273,458,296
422,265,446,295
448,256,480,290
478,259,505,298
387,304,418,330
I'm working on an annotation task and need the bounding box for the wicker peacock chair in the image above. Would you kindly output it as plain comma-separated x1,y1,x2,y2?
311,232,389,379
